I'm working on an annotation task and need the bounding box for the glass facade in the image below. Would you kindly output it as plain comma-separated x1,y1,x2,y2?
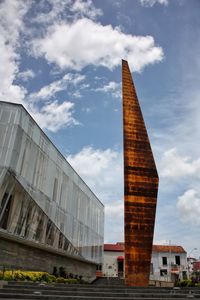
0,101,104,264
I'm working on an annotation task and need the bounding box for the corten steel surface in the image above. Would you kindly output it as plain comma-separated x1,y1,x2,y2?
122,60,159,287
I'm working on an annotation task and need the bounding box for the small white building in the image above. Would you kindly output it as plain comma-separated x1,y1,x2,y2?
103,243,187,282
151,245,187,282
103,243,124,278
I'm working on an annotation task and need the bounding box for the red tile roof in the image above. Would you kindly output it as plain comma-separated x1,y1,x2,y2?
152,245,186,253
104,243,186,253
104,243,124,252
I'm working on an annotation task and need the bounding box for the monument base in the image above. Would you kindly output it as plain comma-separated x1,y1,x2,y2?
125,273,149,287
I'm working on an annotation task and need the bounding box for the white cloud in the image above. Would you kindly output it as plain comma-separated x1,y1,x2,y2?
71,0,102,20
0,1,85,133
68,146,124,242
82,107,92,113
32,18,164,72
33,0,102,24
0,0,28,44
154,240,170,245
140,0,169,7
29,73,85,101
160,148,200,179
30,100,79,132
67,146,123,202
105,200,124,218
96,81,121,99
18,69,35,82
0,0,29,103
105,199,124,243
177,189,200,226
33,0,70,24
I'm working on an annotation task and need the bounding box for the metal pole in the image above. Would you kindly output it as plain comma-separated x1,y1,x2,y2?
169,240,171,282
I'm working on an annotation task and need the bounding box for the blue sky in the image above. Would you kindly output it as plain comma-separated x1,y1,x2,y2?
1,0,200,258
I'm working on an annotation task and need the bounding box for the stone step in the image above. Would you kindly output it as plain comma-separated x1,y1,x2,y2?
5,282,200,290
6,283,133,289
0,288,197,298
2,284,174,290
1,282,200,299
6,282,150,288
5,281,170,288
93,278,125,285
3,285,200,295
4,283,197,290
0,294,196,300
3,286,176,292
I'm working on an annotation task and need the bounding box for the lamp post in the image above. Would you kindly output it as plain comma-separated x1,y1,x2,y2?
169,240,171,282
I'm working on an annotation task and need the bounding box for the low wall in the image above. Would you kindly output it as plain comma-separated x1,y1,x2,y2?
149,280,174,287
0,236,96,281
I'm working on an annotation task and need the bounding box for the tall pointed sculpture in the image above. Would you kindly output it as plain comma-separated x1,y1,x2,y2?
122,60,159,286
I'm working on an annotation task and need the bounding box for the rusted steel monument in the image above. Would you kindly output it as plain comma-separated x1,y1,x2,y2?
122,60,159,286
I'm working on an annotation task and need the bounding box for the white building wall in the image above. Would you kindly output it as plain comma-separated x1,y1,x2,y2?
103,251,123,277
103,249,187,280
151,251,187,281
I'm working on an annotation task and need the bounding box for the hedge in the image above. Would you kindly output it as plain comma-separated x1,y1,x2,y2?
0,270,80,283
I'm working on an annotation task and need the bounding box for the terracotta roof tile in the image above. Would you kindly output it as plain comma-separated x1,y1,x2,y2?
104,243,186,253
152,245,186,253
104,243,124,251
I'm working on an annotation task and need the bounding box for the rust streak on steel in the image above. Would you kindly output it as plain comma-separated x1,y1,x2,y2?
122,60,159,287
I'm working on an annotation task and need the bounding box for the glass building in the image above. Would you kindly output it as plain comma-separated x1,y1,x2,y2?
0,101,104,277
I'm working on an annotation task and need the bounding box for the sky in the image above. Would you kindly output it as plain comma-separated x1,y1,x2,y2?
1,0,200,258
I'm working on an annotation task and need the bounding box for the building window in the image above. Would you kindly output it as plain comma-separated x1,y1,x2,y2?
58,232,64,249
45,220,55,246
35,213,44,241
175,255,180,265
0,192,9,215
162,256,168,266
0,194,13,230
160,269,167,276
108,266,112,269
96,265,102,271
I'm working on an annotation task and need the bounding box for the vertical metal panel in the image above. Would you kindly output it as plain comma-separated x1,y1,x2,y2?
122,60,159,286
0,101,104,264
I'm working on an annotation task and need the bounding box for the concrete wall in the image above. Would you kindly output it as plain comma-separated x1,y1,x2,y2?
0,236,96,281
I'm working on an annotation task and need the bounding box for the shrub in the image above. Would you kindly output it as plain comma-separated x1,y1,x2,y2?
52,267,58,277
176,279,196,287
1,271,14,281
66,278,79,284
56,277,66,283
0,270,81,284
59,267,67,278
47,275,57,283
0,270,56,282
